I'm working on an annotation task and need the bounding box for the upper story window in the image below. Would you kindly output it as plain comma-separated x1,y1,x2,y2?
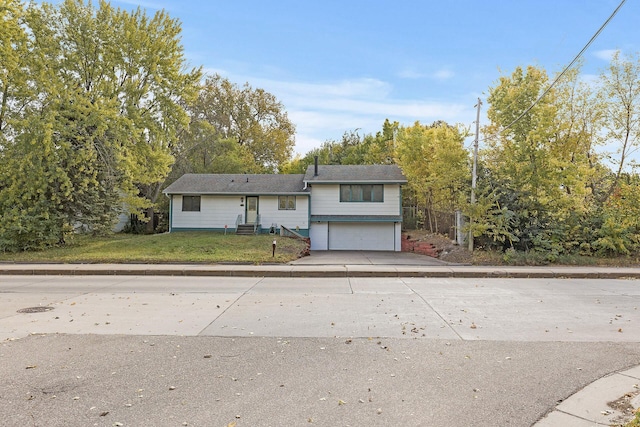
340,184,383,202
182,195,201,212
278,195,296,210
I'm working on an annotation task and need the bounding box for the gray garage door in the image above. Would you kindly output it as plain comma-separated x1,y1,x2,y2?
328,222,395,251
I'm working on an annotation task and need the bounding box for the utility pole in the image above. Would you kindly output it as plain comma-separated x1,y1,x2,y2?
469,98,482,252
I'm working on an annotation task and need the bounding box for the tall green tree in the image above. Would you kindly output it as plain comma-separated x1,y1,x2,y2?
598,51,640,199
0,89,120,250
362,119,399,165
478,64,621,256
279,121,399,174
0,0,201,249
0,114,67,251
193,74,295,172
169,120,253,177
395,121,469,231
481,65,593,253
54,0,200,214
0,0,31,139
483,66,558,202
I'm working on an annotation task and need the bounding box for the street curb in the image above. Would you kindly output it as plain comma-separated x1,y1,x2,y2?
533,365,640,426
1,265,640,278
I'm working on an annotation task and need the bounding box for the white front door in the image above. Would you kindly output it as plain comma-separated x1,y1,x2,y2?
246,196,258,224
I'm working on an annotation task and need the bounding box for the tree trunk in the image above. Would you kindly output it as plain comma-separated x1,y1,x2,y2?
146,206,155,234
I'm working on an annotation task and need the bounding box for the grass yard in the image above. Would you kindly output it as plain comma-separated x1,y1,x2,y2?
628,410,640,427
0,232,309,264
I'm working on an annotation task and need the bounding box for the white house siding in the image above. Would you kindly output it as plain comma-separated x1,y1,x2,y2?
172,195,242,230
309,184,401,215
171,195,309,232
394,222,402,250
309,223,329,250
308,184,402,251
255,196,309,231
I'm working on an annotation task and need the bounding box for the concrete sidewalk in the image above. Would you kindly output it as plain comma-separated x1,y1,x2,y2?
534,365,640,426
2,249,639,278
1,261,640,278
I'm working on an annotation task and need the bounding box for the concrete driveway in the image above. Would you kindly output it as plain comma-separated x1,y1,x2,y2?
290,250,450,266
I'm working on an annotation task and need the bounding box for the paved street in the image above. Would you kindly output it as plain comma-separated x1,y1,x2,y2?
1,275,640,426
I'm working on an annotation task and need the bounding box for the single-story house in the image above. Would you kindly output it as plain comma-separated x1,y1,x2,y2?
163,163,407,251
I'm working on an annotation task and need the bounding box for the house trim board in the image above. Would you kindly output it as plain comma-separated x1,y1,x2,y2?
170,227,309,236
310,215,402,222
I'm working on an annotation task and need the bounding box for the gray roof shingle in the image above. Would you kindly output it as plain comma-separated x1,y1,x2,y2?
303,164,406,183
163,174,307,195
164,165,406,195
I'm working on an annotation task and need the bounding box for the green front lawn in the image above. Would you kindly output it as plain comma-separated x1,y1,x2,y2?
626,408,640,427
0,232,308,264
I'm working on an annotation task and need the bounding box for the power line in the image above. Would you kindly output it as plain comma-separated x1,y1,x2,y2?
486,0,627,139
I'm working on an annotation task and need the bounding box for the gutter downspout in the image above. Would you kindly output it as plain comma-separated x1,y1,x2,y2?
308,191,311,232
169,194,173,232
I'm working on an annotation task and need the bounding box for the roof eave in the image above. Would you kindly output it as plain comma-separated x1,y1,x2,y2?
303,180,407,184
163,191,309,196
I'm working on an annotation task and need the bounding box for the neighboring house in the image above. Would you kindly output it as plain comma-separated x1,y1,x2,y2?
163,163,407,251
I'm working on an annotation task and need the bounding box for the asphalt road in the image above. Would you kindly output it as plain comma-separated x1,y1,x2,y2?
1,275,640,427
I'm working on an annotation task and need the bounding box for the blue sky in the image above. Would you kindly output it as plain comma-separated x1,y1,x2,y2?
110,1,634,155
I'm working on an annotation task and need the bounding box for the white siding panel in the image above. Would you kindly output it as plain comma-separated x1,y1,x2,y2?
258,196,309,230
394,222,402,251
328,223,395,251
310,184,401,216
172,195,244,229
309,223,328,250
172,195,309,230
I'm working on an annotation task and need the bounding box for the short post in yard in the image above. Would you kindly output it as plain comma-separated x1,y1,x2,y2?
272,239,277,257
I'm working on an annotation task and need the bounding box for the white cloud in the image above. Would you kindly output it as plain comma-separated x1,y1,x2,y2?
292,133,326,156
202,71,475,155
258,77,392,100
397,67,454,81
433,68,455,80
397,68,426,79
593,49,620,61
112,0,168,10
288,109,391,154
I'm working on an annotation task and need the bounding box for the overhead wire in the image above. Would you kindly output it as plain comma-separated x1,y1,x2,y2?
482,0,627,141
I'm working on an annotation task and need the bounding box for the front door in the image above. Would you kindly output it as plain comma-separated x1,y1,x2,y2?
246,196,258,224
